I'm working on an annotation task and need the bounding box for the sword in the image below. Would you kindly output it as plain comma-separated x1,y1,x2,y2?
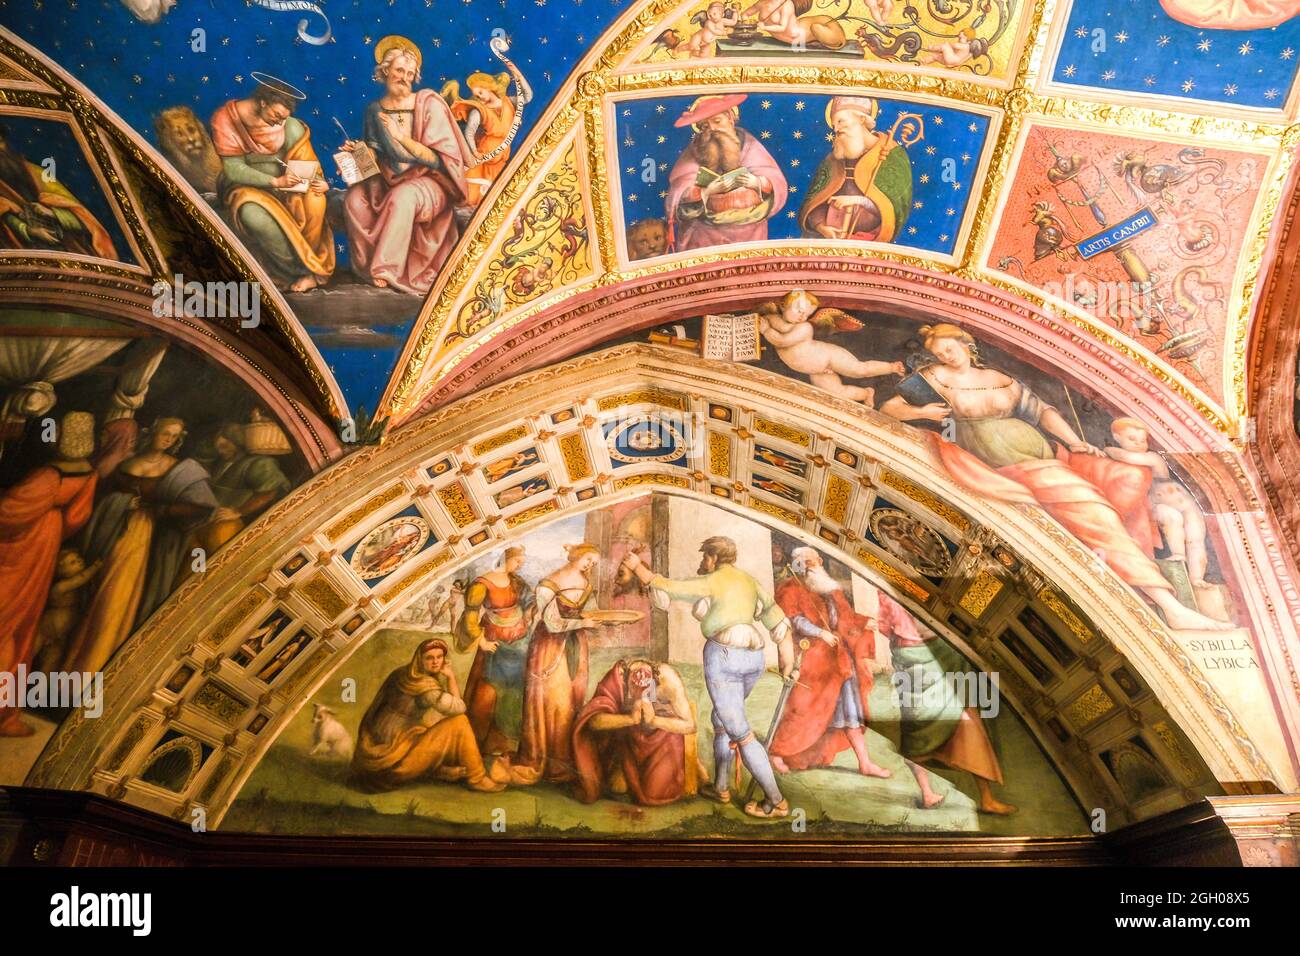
743,638,810,804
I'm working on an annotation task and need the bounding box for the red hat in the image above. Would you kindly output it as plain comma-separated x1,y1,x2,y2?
673,93,747,128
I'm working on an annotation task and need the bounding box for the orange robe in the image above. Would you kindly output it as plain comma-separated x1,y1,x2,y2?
518,579,589,782
451,97,516,205
352,658,489,791
0,463,96,728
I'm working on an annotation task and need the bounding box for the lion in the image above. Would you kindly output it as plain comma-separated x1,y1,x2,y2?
627,218,668,260
154,106,221,196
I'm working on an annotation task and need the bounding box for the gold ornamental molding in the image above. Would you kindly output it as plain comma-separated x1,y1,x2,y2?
31,347,1290,819
378,0,1298,437
0,27,348,432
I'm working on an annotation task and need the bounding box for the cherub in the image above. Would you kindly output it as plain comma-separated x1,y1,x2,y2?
1105,419,1210,588
679,3,740,58
916,28,989,68
33,548,102,674
757,289,904,404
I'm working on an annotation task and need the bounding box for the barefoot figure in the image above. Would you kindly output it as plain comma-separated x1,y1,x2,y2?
877,593,1015,815
758,290,904,404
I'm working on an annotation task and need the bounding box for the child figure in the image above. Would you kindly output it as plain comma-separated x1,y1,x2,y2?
1105,418,1209,587
757,289,904,404
680,3,739,57
33,548,101,674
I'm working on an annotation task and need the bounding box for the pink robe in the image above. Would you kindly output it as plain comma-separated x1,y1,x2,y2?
344,88,477,294
665,130,787,253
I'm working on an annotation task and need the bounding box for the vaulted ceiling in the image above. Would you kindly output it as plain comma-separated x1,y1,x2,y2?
3,0,1300,834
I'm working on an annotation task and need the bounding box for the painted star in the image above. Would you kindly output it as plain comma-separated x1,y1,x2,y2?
761,99,772,109
794,101,806,111
1074,25,1088,38
1063,64,1077,77
790,159,800,168
1114,31,1128,43
1224,83,1238,96
1157,35,1170,47
1283,47,1296,60
1102,70,1116,80
793,130,803,139
1265,88,1281,100
761,130,772,139
1239,41,1254,55
1181,78,1195,92
919,173,930,183
1197,39,1211,52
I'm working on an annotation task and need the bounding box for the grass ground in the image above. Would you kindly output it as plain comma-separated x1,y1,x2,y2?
224,628,1087,839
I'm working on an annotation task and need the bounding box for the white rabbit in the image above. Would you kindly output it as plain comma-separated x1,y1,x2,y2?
309,704,353,760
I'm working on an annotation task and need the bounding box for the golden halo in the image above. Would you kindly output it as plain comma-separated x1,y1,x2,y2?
374,35,422,70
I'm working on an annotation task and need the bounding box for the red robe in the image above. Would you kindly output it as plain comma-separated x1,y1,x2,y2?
1063,452,1158,558
572,663,686,806
0,464,97,724
769,577,874,769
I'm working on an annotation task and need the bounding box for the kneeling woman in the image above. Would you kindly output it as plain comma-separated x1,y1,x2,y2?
352,639,506,792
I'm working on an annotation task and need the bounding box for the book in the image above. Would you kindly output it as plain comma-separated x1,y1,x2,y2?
894,371,945,408
278,159,322,193
333,143,380,186
701,313,761,362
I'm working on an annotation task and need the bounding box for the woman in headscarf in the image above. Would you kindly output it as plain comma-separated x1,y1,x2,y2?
351,638,505,792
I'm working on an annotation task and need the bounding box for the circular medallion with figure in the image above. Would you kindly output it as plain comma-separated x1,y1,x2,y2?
868,508,953,576
350,516,431,580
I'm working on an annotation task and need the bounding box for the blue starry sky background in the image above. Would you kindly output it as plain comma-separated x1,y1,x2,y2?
1052,0,1300,108
0,0,627,414
3,0,623,149
615,94,991,256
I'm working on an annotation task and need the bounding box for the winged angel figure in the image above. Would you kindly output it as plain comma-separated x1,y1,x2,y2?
757,289,904,405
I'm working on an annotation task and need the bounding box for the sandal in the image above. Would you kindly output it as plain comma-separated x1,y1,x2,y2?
743,799,790,819
699,783,731,804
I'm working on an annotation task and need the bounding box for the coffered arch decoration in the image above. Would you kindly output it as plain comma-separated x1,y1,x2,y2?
27,349,1295,837
374,0,1299,436
0,28,347,445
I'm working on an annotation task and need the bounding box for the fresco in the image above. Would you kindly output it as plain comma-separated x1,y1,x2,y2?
601,303,1246,637
988,122,1269,407
0,310,307,765
228,495,1086,837
0,0,625,414
615,91,992,261
635,0,1029,80
1049,0,1300,108
0,115,129,262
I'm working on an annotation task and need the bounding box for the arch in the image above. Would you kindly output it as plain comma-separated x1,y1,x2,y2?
29,349,1288,830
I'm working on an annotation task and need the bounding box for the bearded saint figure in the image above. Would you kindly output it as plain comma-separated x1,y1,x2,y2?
663,93,787,253
799,96,913,243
